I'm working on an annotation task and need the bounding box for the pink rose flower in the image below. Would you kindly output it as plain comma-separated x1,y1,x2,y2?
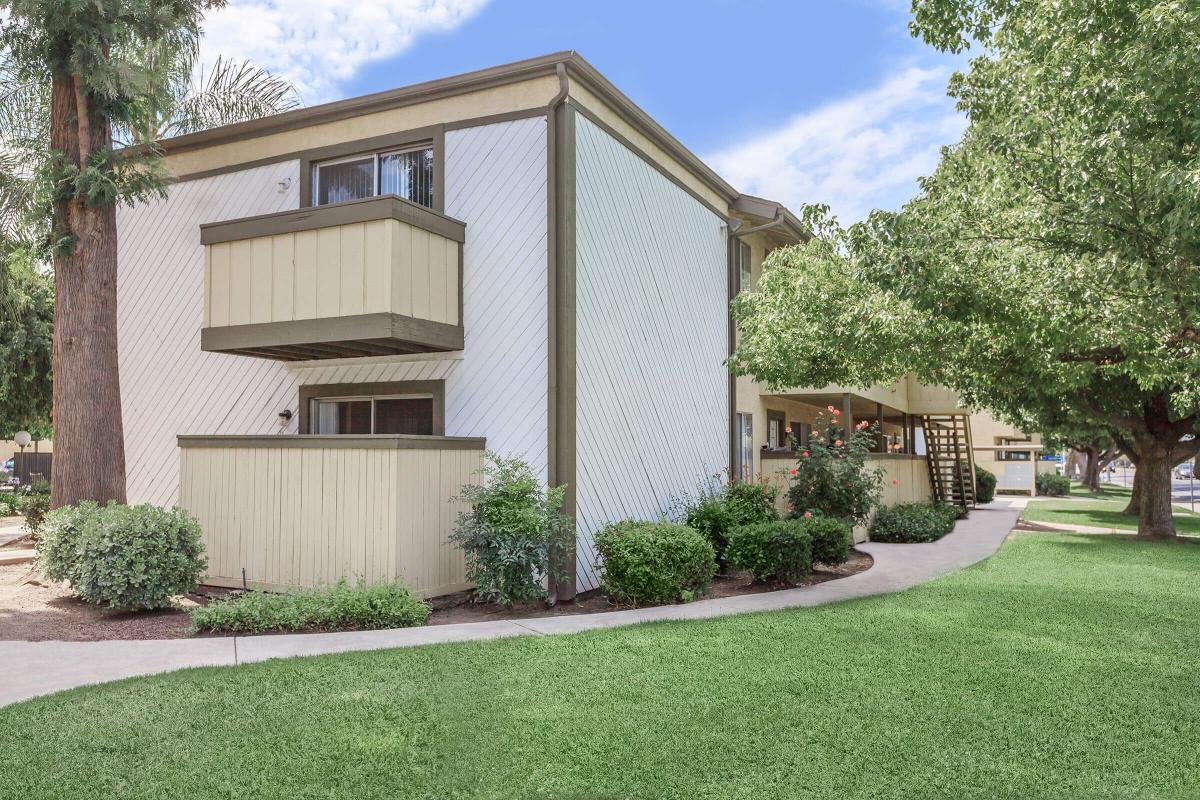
790,469,797,476
802,451,810,457
835,439,843,447
827,405,836,413
892,479,899,486
784,426,792,434
804,511,812,519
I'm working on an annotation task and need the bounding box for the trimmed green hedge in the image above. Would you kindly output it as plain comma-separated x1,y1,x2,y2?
975,466,997,504
1036,473,1070,496
191,579,431,634
683,481,778,568
870,502,961,543
726,520,813,583
595,521,716,605
806,516,853,565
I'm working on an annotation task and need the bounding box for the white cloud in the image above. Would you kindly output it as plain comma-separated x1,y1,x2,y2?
706,65,966,223
199,0,491,103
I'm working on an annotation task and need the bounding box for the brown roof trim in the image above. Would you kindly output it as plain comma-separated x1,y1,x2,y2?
732,195,812,243
158,51,574,155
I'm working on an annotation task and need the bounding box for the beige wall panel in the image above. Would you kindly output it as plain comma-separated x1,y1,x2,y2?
315,227,341,318
208,242,230,327
293,230,318,319
410,227,431,321
362,220,391,315
271,235,295,321
249,237,274,324
179,442,480,596
166,76,559,177
338,222,366,317
227,239,253,325
391,222,414,317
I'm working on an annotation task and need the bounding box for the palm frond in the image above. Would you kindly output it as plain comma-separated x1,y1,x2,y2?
161,56,300,139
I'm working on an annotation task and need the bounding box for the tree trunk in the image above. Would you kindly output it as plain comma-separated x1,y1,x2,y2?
49,74,127,508
1136,450,1175,538
1083,445,1101,492
1121,467,1141,516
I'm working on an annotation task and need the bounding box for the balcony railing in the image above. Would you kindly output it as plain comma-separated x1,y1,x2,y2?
199,195,465,360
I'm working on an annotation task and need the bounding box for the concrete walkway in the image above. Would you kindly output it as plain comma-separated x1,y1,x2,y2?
0,499,1024,708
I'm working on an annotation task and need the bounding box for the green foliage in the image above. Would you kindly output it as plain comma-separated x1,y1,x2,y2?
450,452,574,606
682,479,779,568
870,502,960,543
1036,473,1071,497
36,502,206,610
0,261,52,435
15,484,49,534
730,0,1200,535
594,521,716,605
806,515,853,565
190,579,430,635
975,466,997,504
0,492,16,516
787,410,884,526
726,520,813,584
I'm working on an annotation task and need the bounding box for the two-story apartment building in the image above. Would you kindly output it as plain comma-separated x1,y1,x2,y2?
117,51,1037,600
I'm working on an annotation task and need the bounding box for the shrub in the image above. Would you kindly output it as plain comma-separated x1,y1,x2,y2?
16,483,50,535
722,480,779,527
191,579,430,634
37,502,207,611
806,515,853,565
594,521,716,605
682,480,777,568
1036,473,1070,496
870,502,960,543
975,466,997,503
726,520,812,583
787,409,884,526
450,452,574,606
0,492,17,516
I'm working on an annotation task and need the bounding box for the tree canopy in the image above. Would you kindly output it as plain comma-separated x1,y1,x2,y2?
732,0,1200,536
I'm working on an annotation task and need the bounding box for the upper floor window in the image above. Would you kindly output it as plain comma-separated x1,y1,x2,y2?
735,240,752,292
312,145,434,208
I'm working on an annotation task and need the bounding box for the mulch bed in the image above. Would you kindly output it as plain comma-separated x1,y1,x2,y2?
0,550,873,642
426,549,874,625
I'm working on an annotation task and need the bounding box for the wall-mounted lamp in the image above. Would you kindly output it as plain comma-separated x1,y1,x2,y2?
278,409,293,422
277,177,293,193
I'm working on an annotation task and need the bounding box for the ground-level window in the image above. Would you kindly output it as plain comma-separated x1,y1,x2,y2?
736,413,754,481
299,381,445,436
311,395,434,435
790,420,810,447
312,145,434,208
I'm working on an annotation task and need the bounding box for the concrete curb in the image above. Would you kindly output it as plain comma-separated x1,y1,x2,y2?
0,499,1024,708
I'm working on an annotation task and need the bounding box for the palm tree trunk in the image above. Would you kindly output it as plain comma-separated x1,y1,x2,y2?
48,73,126,508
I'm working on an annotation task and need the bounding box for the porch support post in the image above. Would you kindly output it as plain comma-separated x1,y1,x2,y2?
876,402,886,453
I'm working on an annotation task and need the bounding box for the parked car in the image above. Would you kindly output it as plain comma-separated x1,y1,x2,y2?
1174,463,1194,480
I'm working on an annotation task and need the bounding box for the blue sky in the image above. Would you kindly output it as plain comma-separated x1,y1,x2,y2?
199,0,968,221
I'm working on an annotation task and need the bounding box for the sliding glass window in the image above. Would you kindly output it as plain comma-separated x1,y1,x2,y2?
312,145,434,208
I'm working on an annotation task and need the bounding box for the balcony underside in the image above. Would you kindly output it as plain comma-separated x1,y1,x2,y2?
201,312,464,361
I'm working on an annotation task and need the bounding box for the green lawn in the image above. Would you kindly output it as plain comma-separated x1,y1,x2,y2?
3,534,1200,799
1024,484,1200,535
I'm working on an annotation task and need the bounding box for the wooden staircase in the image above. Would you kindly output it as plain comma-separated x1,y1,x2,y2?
920,414,976,510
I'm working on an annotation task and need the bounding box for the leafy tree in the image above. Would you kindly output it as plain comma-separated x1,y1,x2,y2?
0,0,221,507
733,0,1200,538
0,244,52,437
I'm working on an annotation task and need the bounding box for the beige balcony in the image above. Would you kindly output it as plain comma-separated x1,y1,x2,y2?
200,195,465,360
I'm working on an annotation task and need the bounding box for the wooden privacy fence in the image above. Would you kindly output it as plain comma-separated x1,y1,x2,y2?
178,435,485,597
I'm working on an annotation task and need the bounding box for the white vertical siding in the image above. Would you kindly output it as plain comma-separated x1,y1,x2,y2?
573,114,730,591
441,117,549,480
118,163,302,508
117,118,548,508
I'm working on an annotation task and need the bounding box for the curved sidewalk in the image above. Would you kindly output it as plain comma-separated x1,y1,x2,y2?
0,499,1024,708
